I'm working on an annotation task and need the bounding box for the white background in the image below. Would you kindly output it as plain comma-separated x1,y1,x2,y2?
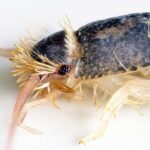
0,0,150,150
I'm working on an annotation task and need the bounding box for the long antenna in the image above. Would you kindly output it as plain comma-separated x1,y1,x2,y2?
0,48,12,58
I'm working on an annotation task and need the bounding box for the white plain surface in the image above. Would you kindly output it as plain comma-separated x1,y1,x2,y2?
0,0,150,150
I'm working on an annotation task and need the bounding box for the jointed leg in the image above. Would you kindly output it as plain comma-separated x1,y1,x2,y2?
18,98,50,126
17,98,50,134
19,90,62,127
126,99,150,105
92,84,98,105
74,82,83,97
79,78,150,144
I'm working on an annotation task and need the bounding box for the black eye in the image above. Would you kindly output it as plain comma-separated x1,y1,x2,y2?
58,65,69,75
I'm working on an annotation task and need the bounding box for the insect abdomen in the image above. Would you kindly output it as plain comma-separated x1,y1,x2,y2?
75,12,150,78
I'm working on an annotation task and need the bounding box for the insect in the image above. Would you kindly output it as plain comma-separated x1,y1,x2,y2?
0,12,150,149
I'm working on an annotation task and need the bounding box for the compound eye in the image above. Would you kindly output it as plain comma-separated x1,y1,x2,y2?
58,65,70,75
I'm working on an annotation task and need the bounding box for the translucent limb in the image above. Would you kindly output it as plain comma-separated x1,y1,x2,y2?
74,82,84,97
18,98,49,125
15,92,61,134
79,78,150,144
92,84,98,105
18,98,50,134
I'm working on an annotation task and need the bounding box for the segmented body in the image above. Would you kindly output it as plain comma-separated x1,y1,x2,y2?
33,12,150,78
2,12,150,147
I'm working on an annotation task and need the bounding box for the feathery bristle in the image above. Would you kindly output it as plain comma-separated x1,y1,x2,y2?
60,16,80,61
11,43,59,98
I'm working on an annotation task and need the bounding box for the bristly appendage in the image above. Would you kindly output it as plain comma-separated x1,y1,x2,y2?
10,42,60,100
11,46,59,85
60,16,80,62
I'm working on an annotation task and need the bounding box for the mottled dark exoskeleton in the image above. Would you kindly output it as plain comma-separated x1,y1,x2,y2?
33,12,150,77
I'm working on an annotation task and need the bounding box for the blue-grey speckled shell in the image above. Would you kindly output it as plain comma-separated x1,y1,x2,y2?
33,12,150,78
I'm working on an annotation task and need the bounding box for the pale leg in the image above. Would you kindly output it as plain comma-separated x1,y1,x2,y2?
18,98,49,125
18,98,50,134
18,90,62,126
79,78,150,144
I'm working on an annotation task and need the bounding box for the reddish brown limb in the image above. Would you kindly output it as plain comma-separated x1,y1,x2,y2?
5,75,40,150
52,81,74,93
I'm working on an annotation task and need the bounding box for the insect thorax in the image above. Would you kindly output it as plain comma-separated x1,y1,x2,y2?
32,13,150,79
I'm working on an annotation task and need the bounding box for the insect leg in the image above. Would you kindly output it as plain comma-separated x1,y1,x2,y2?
79,78,150,144
18,98,49,125
126,98,150,106
74,82,83,97
19,92,62,124
16,98,49,134
92,84,98,105
125,79,150,113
